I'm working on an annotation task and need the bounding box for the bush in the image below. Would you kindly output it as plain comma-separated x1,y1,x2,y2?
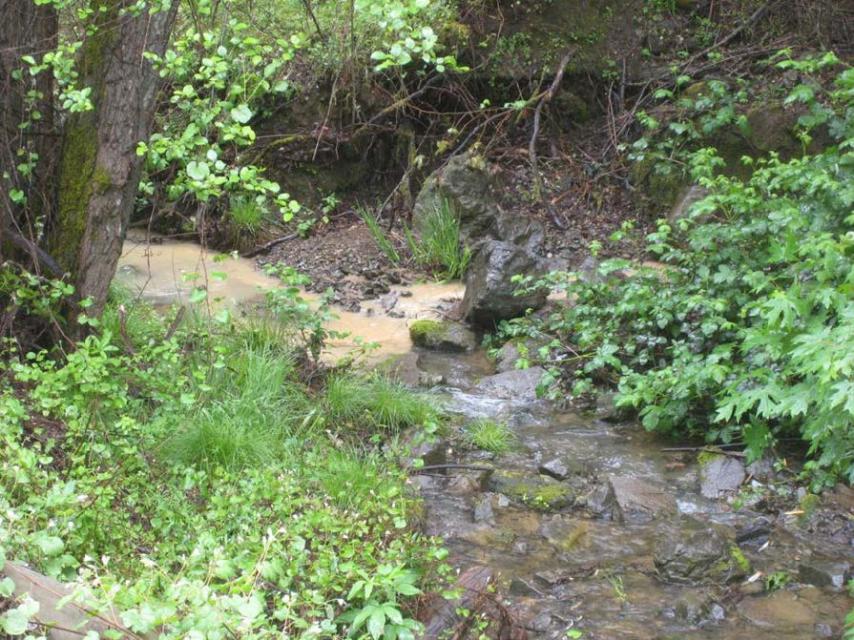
503,57,854,488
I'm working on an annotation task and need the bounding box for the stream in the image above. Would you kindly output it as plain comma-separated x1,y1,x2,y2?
117,235,853,640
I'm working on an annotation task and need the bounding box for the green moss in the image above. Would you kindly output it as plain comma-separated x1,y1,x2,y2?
409,319,445,342
487,470,574,512
729,545,751,574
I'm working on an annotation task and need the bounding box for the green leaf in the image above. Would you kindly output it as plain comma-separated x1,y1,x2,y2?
34,533,64,557
0,577,15,598
1,598,39,636
368,608,386,639
230,104,253,124
186,161,210,181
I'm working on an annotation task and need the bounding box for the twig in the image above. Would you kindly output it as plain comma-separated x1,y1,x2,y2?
529,49,575,230
117,305,136,355
411,464,494,474
661,445,746,458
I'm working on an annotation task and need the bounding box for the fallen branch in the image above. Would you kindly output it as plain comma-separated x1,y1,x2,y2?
241,232,300,258
529,49,575,230
411,464,493,474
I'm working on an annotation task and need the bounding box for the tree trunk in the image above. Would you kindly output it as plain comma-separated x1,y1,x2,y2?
48,0,178,318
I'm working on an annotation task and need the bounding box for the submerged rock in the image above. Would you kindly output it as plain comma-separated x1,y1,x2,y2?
605,476,677,524
736,591,817,631
461,240,548,326
797,558,851,591
409,319,477,352
654,523,749,585
487,469,575,512
539,458,571,481
698,452,746,498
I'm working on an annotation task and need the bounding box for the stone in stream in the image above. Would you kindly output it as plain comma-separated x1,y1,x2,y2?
486,470,575,512
604,476,677,524
797,558,851,590
476,367,546,402
408,319,477,352
736,590,817,631
473,495,496,524
538,458,571,481
698,452,746,498
461,240,548,326
653,522,750,585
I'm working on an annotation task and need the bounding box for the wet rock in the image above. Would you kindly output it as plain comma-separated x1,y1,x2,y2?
815,622,834,638
708,603,726,621
534,569,572,588
395,429,446,469
494,338,545,373
476,367,545,402
698,453,746,498
605,476,677,524
447,475,481,495
418,371,445,387
735,517,772,548
736,591,817,630
674,591,709,624
654,523,748,585
745,456,776,482
409,319,477,352
461,240,548,326
509,578,544,597
473,495,496,524
525,611,552,632
539,458,570,481
487,470,575,512
797,559,851,590
377,351,422,387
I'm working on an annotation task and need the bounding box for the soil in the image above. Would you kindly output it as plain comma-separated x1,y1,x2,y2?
258,153,651,311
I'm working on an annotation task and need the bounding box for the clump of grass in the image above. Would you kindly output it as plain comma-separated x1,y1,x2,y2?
228,195,266,233
169,346,312,470
324,374,438,432
464,418,514,454
309,447,398,508
356,204,401,263
407,198,471,279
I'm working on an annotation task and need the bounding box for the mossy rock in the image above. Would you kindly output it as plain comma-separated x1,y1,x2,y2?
409,319,477,353
654,522,749,585
486,470,575,512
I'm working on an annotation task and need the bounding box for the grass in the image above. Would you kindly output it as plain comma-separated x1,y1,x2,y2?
463,418,514,454
324,374,439,432
169,345,313,470
356,203,401,263
407,198,471,280
228,195,266,233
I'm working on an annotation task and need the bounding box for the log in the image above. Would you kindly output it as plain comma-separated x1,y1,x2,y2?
420,566,494,640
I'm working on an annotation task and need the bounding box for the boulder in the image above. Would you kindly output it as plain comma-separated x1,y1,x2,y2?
605,476,677,524
476,367,546,402
654,523,749,585
409,319,477,352
461,240,548,326
698,453,745,498
412,153,500,247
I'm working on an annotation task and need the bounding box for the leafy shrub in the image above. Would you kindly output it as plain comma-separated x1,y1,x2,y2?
463,418,515,454
503,57,854,487
406,199,471,280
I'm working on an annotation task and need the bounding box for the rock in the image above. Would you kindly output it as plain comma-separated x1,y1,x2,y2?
413,153,500,247
409,319,477,352
395,428,447,468
539,458,570,481
487,470,575,512
418,371,446,387
476,367,545,402
736,591,817,631
708,602,726,621
473,496,496,523
447,475,481,495
461,240,548,326
653,523,749,585
698,453,745,498
668,185,709,222
2,562,129,640
605,476,677,524
797,559,851,591
509,578,544,597
376,351,422,387
815,622,834,638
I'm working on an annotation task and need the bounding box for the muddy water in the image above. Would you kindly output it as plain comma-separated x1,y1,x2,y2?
116,234,464,362
115,236,852,640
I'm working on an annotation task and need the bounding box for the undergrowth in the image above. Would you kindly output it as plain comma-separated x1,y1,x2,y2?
500,53,854,489
0,277,449,638
406,199,471,280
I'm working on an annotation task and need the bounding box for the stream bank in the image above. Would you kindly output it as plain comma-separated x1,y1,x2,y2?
116,236,853,640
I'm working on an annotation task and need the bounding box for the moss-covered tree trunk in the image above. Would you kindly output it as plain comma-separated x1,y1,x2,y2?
48,0,177,318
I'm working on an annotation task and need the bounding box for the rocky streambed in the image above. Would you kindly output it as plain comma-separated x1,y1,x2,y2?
401,348,853,640
116,234,853,640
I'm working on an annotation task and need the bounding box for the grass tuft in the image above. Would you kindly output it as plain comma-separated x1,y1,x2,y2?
464,418,514,454
407,198,471,280
356,204,401,263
